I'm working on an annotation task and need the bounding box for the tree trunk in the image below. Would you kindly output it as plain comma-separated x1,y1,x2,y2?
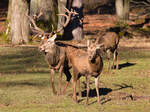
58,0,84,40
115,0,130,22
57,0,67,34
124,0,130,21
9,0,29,44
115,0,124,21
71,0,84,40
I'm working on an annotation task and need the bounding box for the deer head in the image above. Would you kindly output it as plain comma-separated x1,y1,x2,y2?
87,40,104,62
38,34,57,52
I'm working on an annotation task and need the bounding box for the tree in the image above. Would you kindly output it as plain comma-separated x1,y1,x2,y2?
124,0,130,20
58,0,84,40
8,0,29,44
57,0,67,34
8,0,84,44
30,0,57,27
115,0,130,22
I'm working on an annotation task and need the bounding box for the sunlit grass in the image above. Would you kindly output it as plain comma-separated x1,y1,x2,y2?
0,46,150,112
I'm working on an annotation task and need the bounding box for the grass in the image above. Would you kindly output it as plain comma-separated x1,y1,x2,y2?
0,46,150,112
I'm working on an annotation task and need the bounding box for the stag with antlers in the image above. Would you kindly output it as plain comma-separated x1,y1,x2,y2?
27,7,82,95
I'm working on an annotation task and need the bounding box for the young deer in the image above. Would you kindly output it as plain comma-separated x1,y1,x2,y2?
97,32,120,69
66,40,104,106
27,7,81,95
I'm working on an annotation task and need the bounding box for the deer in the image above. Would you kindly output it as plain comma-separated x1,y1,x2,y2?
27,7,104,106
65,39,104,106
96,31,120,70
27,7,81,96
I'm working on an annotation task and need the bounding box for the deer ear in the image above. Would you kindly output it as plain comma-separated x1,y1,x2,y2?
51,34,57,41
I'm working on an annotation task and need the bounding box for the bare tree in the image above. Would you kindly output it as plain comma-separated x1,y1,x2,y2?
115,0,130,22
8,0,29,44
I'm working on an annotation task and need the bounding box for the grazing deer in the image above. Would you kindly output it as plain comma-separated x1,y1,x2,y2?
96,32,120,69
27,7,81,95
66,40,104,106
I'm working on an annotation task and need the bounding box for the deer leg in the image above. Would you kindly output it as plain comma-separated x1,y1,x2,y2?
58,66,64,95
95,76,101,106
50,69,57,95
62,68,72,95
77,79,82,97
54,56,65,70
112,50,116,69
72,70,78,103
73,78,78,103
85,75,90,106
116,51,119,69
107,50,111,70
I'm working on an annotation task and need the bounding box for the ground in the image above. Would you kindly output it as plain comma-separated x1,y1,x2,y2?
0,46,150,112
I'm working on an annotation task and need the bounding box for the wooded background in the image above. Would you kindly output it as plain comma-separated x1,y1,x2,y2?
0,0,150,44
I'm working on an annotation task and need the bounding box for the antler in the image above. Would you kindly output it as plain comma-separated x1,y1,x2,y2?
27,7,78,39
35,8,43,19
56,7,78,33
26,9,49,37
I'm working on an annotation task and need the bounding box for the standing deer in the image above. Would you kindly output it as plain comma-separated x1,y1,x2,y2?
96,32,120,69
66,40,104,106
27,7,81,95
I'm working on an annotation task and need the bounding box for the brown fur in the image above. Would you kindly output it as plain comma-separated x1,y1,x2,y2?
66,41,103,106
39,36,81,96
97,32,120,69
39,36,71,95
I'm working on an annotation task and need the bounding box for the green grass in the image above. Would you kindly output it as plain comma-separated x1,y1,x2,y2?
0,46,150,112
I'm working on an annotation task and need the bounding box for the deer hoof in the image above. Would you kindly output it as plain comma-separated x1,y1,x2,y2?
98,102,102,107
53,91,57,95
84,102,88,106
73,98,78,104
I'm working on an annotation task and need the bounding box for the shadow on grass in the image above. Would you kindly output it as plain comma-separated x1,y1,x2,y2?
80,83,133,97
113,62,136,70
81,87,112,98
0,77,50,88
113,83,134,91
79,83,134,104
0,47,49,74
